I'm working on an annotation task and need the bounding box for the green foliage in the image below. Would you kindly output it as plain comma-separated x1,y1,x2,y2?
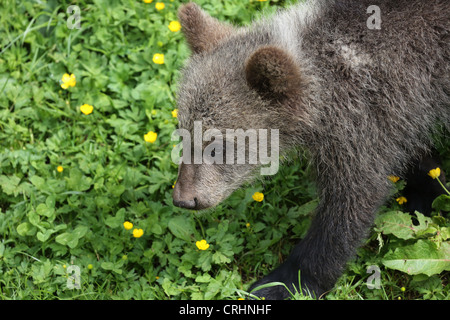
0,0,448,301
375,211,450,275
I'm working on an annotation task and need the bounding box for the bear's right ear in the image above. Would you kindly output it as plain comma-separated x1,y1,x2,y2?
178,2,234,54
245,46,303,102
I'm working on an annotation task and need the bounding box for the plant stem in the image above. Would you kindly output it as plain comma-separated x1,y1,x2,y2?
437,177,450,195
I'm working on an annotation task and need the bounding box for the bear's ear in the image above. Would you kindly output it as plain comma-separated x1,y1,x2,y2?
178,2,234,54
245,46,302,102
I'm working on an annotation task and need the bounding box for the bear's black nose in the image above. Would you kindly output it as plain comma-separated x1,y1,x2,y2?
173,198,197,209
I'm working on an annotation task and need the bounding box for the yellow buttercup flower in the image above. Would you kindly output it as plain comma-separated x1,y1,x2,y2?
80,104,93,115
153,53,165,65
61,73,76,89
144,131,158,143
133,228,144,238
171,109,178,118
428,167,441,179
427,167,449,195
396,196,407,205
168,21,181,32
388,175,400,183
155,2,165,10
57,165,64,173
252,192,264,202
123,221,133,230
196,239,210,250
143,0,153,3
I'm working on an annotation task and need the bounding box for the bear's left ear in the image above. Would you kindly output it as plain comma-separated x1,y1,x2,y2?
178,2,234,54
245,46,303,102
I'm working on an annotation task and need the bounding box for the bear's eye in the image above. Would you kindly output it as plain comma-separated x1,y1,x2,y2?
204,144,224,164
210,147,223,158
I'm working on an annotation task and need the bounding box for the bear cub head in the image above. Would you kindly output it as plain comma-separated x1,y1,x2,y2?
173,3,308,210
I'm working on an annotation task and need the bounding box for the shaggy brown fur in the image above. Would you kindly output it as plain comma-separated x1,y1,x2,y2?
173,0,449,299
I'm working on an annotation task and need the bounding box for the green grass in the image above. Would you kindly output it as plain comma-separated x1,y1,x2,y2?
0,0,449,300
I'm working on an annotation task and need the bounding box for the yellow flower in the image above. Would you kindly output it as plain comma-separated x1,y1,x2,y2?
143,0,153,3
196,239,210,250
388,175,400,183
168,21,181,32
153,53,165,65
396,196,407,205
155,2,165,10
246,222,251,228
57,165,64,173
428,167,441,179
61,73,76,89
80,104,94,115
133,228,144,238
144,131,158,143
123,221,133,230
171,109,178,118
401,287,406,292
87,264,93,270
252,192,264,202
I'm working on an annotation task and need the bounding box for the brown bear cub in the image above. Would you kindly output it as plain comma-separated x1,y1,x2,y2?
172,0,449,299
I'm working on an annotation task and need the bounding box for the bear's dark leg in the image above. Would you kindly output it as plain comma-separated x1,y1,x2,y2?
403,153,446,215
250,172,390,299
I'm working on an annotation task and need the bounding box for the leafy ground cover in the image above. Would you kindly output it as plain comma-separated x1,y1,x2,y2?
0,0,449,300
